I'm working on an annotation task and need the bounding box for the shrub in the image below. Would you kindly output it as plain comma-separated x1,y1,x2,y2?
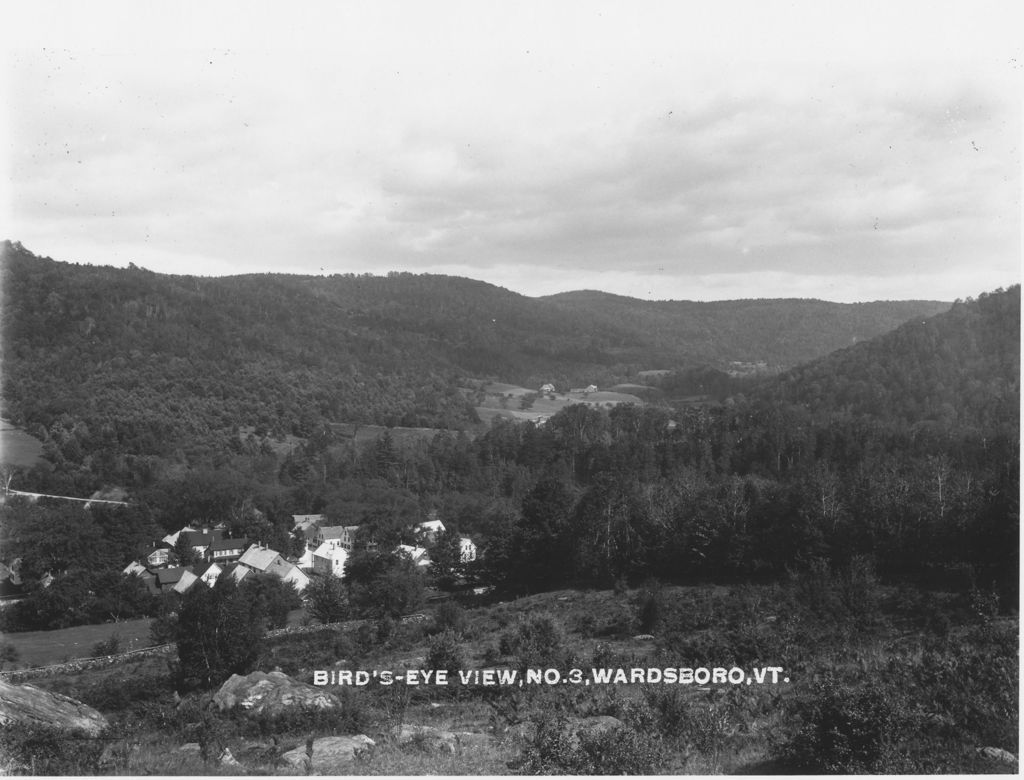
91,633,121,657
499,613,573,670
432,601,466,635
426,630,464,674
516,711,664,774
0,723,106,775
780,679,907,773
635,579,663,633
0,642,20,669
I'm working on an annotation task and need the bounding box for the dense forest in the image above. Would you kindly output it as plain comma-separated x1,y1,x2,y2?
1,241,950,496
0,239,1017,633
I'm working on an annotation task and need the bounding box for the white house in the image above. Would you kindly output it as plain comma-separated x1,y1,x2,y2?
294,546,316,571
239,544,309,592
312,542,349,578
540,383,555,393
122,560,147,577
192,561,222,588
172,569,200,595
314,525,359,550
414,519,445,544
278,562,310,593
208,537,249,563
396,544,431,567
459,535,478,563
161,526,197,547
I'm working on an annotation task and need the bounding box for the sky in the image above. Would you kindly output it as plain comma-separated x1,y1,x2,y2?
3,1,1021,303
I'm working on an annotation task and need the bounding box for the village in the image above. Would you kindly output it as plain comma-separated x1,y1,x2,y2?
118,513,479,599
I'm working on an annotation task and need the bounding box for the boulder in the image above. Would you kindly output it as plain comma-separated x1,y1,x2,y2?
213,670,340,715
975,746,1017,767
0,679,108,737
572,714,624,737
279,735,375,769
453,731,494,749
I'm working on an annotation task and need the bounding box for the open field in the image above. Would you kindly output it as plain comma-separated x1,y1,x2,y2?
474,382,643,424
0,608,310,668
0,616,156,666
0,420,44,468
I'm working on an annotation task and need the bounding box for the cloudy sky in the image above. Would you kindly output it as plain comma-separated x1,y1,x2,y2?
3,1,1020,302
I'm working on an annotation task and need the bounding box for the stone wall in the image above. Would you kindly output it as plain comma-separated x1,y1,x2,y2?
0,613,428,683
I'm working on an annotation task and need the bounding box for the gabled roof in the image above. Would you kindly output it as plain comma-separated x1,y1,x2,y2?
172,569,199,594
238,545,282,571
209,537,249,552
182,530,222,547
314,542,349,560
221,563,250,583
155,567,188,586
192,561,221,579
396,544,431,564
161,526,197,546
317,525,349,539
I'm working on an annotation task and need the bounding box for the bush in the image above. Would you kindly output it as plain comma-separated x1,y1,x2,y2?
91,633,121,657
516,711,664,774
635,580,663,633
432,601,466,635
426,630,464,674
499,613,573,670
0,723,106,775
780,679,907,773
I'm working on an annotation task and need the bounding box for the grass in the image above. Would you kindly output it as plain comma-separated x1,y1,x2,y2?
0,420,44,467
6,580,1017,775
1,616,157,666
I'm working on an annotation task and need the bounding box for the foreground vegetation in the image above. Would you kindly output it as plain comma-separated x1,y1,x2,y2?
1,575,1017,775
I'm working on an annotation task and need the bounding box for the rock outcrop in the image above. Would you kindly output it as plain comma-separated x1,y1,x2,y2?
975,746,1017,767
213,670,340,715
0,679,108,737
279,735,375,770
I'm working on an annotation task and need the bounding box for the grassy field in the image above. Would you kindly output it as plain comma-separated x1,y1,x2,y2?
1,608,310,668
474,382,643,425
0,617,157,666
0,420,44,468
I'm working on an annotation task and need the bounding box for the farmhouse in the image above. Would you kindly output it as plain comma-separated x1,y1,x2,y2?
154,567,190,592
414,518,445,544
208,537,249,563
314,524,359,550
238,544,309,592
540,383,555,393
396,544,431,567
312,542,349,578
459,535,478,563
161,526,196,547
180,530,222,557
192,561,222,588
144,544,173,568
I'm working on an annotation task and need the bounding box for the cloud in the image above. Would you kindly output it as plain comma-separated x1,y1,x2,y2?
4,3,1020,301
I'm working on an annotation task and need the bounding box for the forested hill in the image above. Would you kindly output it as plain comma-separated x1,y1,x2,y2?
2,241,949,454
542,290,951,368
756,285,1020,430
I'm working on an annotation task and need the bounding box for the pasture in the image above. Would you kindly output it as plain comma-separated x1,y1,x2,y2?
0,421,44,468
474,381,643,424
